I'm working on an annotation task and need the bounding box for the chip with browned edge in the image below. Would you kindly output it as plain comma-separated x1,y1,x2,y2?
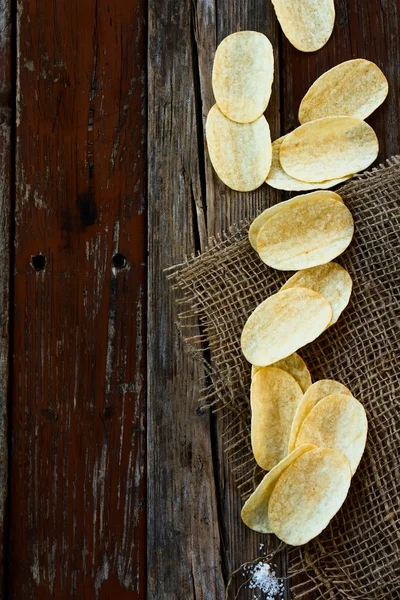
241,287,332,366
280,117,378,182
251,367,303,470
251,352,311,393
271,0,335,53
288,380,352,453
212,31,274,124
241,444,316,533
299,59,388,124
257,195,354,270
295,393,368,474
266,136,352,191
281,262,353,326
206,104,272,191
268,447,352,545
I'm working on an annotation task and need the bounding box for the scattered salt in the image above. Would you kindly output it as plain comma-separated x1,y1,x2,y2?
246,560,284,599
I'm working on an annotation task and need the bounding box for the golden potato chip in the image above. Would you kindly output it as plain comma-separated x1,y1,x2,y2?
268,447,351,545
271,0,335,53
295,393,368,474
251,353,311,393
281,262,352,326
248,190,343,251
241,287,332,366
251,367,303,471
206,104,272,191
241,444,316,533
212,31,274,124
266,136,352,191
299,59,389,124
288,379,352,453
257,195,354,270
280,116,379,182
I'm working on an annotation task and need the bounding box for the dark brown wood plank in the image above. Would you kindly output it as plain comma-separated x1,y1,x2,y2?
10,1,146,597
0,0,12,595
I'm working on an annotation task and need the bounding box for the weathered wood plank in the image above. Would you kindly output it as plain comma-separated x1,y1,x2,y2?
0,0,12,595
147,1,226,598
0,108,10,600
10,1,147,597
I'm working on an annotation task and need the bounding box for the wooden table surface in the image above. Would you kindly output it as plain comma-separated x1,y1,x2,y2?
0,0,398,598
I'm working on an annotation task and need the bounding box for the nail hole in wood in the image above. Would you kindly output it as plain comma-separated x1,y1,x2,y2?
31,253,46,272
112,253,127,270
103,406,114,419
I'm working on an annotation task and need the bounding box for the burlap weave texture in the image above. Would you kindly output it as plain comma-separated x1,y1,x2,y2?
168,158,400,599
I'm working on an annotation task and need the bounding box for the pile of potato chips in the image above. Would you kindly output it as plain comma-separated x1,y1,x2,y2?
240,186,369,545
205,17,388,548
206,32,274,191
241,361,368,546
267,57,387,191
206,29,388,192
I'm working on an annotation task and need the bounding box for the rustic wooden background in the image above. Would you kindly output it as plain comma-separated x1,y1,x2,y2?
0,0,398,598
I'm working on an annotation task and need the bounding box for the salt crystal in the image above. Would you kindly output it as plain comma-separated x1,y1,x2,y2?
246,560,284,599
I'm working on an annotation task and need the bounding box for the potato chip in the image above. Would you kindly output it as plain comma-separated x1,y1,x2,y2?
206,104,272,191
212,31,274,124
299,59,389,124
281,262,352,326
251,367,303,470
280,116,379,182
266,136,352,191
241,287,332,366
288,380,352,453
257,195,354,270
251,353,311,393
295,393,368,474
248,190,343,251
241,444,316,533
271,0,335,53
268,447,351,545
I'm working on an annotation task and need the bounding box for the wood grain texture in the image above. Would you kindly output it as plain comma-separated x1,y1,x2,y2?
10,0,147,597
147,1,225,598
0,0,11,595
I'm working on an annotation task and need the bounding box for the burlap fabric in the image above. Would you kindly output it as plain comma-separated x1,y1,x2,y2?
167,158,400,599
